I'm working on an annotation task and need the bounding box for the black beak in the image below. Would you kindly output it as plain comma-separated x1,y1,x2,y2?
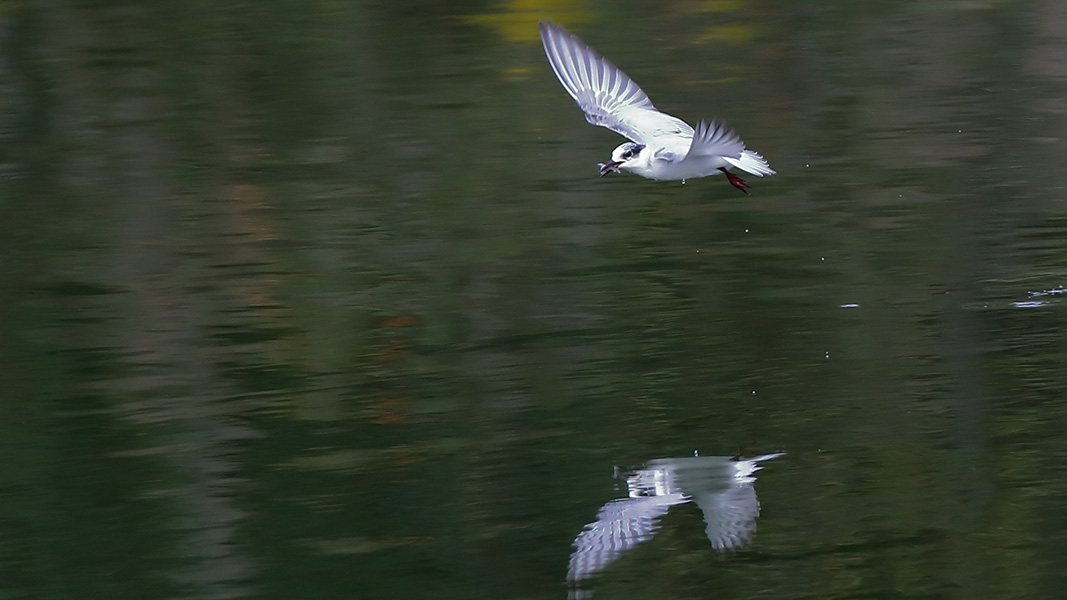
599,161,622,177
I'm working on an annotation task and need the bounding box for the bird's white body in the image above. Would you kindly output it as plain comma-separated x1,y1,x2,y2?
539,20,775,192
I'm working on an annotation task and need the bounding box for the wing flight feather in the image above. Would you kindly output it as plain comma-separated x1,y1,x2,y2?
540,20,688,144
682,119,746,162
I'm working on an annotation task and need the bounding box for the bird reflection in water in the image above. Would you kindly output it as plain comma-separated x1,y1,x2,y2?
566,453,783,597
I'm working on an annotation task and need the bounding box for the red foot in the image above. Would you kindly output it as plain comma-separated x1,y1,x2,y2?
719,167,749,195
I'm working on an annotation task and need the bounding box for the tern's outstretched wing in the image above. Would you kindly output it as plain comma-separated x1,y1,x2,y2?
682,119,746,161
539,20,692,145
683,120,776,175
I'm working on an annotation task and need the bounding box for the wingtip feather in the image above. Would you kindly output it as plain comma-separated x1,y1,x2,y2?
724,150,776,176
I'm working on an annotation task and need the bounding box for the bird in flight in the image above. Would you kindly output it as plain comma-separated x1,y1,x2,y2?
539,20,775,194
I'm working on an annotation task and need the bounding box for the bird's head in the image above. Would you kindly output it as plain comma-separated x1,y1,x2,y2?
599,142,645,176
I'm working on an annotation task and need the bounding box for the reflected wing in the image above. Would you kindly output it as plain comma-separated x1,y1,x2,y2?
681,119,746,161
691,483,761,551
566,495,683,583
539,20,691,145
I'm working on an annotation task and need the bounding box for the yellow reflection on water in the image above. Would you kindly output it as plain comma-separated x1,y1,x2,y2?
464,0,591,42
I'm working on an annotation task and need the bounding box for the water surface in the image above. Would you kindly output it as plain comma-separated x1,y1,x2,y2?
3,2,1067,599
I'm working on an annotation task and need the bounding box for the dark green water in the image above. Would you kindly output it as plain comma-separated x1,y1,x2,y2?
3,1,1067,598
